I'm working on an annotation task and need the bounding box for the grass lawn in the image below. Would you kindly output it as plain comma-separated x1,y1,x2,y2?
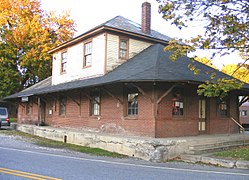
10,118,17,123
213,146,249,161
0,130,127,158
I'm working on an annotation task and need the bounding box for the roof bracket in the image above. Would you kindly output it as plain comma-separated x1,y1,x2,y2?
45,94,57,102
64,93,80,107
157,83,179,104
102,87,123,105
83,92,100,105
40,97,49,104
130,83,153,103
19,103,25,108
33,100,38,105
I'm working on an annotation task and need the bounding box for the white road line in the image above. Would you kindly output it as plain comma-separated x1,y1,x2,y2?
0,146,248,177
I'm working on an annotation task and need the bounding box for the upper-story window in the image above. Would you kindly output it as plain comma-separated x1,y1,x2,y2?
119,38,128,60
61,51,67,73
84,41,92,67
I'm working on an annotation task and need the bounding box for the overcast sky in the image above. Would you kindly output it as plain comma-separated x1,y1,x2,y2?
40,0,242,68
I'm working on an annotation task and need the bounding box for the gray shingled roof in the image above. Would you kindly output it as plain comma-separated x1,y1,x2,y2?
21,77,52,93
5,44,249,100
102,16,172,42
51,16,172,53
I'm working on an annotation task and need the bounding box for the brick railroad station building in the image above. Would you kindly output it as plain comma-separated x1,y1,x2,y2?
5,2,249,138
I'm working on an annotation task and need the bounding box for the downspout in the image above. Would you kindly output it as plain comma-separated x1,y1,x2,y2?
104,32,108,74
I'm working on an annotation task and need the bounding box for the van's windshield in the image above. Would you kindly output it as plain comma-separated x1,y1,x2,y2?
0,108,7,115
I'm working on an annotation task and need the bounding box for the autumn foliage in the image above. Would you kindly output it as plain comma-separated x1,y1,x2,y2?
158,0,249,98
222,64,249,84
0,0,76,98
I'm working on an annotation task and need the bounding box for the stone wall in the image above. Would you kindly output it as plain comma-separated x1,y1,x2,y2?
16,124,188,162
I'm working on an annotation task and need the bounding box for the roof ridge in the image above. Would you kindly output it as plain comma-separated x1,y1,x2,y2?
100,15,123,27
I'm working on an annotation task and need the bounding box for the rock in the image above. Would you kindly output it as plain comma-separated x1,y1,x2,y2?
236,160,249,169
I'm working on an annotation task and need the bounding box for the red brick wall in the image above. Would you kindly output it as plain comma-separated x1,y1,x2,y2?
208,93,239,134
156,84,199,137
33,83,155,137
17,82,240,138
18,97,38,124
156,83,239,137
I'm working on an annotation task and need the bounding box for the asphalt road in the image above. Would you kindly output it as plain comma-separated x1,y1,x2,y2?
0,130,249,180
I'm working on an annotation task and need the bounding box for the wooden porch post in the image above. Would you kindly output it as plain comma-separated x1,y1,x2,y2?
152,83,157,120
153,82,158,138
38,97,41,126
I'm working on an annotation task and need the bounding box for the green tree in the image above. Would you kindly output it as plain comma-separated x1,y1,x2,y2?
0,0,76,98
0,49,20,98
157,0,248,98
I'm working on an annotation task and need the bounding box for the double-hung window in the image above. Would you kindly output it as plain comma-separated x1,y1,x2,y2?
119,38,128,60
172,88,184,116
59,96,66,116
84,42,92,67
218,100,228,117
127,89,138,116
61,51,67,73
90,90,100,116
26,102,31,115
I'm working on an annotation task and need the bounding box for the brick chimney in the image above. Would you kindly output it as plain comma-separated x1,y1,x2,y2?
141,2,151,34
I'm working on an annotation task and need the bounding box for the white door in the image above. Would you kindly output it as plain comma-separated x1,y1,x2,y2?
198,99,206,132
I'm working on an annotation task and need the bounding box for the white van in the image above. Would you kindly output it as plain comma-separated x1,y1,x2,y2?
0,107,10,127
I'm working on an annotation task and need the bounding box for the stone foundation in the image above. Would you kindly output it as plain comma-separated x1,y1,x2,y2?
16,124,187,162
